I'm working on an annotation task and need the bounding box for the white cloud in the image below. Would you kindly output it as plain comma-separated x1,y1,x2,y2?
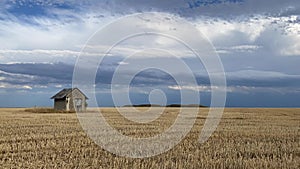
0,70,35,79
118,61,129,65
167,84,252,93
168,85,222,92
225,70,300,79
0,49,79,55
0,49,105,64
217,45,262,54
55,84,63,88
84,43,195,58
0,9,298,64
195,16,269,43
230,45,261,51
193,15,300,59
22,85,32,90
168,84,300,94
281,44,300,56
280,38,300,56
0,49,76,64
0,11,115,51
0,82,32,90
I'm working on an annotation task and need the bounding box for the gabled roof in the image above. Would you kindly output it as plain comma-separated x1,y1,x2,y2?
51,88,88,99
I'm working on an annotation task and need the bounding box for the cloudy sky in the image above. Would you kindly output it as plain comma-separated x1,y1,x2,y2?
0,0,299,107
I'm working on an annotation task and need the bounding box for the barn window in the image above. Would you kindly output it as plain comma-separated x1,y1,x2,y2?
74,98,83,111
74,98,82,106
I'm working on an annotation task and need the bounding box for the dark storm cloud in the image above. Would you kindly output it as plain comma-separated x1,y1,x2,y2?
0,70,63,85
0,61,133,86
1,62,300,91
80,0,300,18
0,62,73,81
4,0,299,19
226,71,300,88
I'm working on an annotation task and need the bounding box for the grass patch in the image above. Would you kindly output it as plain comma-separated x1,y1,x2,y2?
24,107,75,114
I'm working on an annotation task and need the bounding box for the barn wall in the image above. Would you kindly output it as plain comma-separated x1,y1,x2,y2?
67,89,87,111
54,99,66,110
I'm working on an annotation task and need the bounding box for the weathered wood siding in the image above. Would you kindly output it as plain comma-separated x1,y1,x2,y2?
54,99,66,110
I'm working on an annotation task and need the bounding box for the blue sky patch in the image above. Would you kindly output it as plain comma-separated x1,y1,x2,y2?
186,0,244,9
7,0,76,17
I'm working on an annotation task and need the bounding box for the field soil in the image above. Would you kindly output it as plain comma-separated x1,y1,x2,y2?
0,108,299,168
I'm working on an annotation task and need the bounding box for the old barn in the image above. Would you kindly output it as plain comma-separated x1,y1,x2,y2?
51,88,88,111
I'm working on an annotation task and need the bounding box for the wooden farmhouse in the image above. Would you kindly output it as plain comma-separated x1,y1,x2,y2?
51,88,88,111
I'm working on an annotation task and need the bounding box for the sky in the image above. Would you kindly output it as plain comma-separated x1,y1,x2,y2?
0,0,299,107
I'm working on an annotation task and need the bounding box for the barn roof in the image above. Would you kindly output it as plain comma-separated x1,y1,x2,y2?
51,88,88,99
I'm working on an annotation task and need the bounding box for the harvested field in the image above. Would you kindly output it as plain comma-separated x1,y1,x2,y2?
0,108,299,168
